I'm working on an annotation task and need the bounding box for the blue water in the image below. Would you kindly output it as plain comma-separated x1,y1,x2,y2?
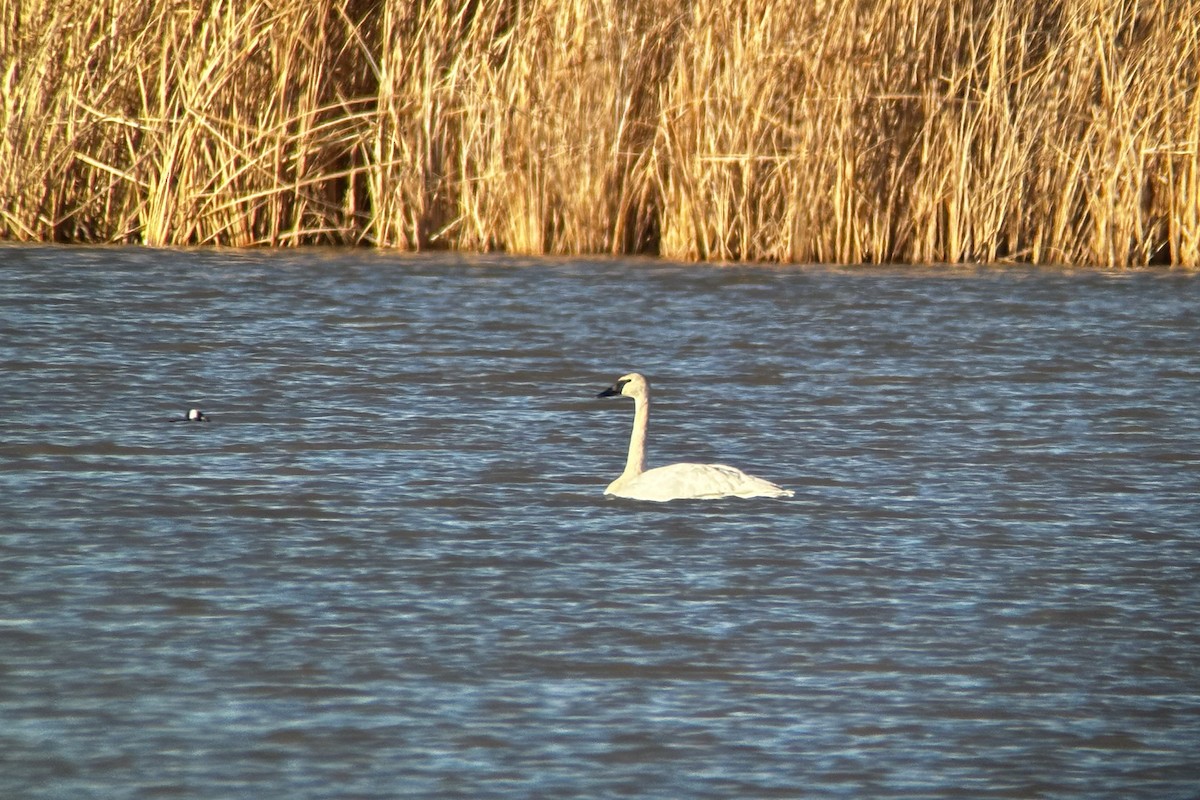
1,245,1198,798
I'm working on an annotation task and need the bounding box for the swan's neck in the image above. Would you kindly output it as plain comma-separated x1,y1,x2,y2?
623,394,648,478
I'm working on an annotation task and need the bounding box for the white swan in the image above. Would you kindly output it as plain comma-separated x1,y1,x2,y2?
596,372,793,501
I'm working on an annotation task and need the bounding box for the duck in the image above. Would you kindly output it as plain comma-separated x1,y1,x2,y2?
596,372,793,501
170,408,210,423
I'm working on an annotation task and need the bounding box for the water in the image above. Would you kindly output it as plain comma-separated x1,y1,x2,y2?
1,245,1198,799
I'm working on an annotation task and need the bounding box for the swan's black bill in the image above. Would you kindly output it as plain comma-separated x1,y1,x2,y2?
597,378,629,398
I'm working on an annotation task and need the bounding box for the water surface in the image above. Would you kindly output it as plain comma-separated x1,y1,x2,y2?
2,246,1198,798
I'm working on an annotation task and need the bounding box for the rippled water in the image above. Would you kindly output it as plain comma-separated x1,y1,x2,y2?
2,245,1198,799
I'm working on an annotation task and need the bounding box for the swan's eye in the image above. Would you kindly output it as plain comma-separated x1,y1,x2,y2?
616,379,630,391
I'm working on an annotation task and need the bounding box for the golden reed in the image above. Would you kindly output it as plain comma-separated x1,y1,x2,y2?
2,0,1197,267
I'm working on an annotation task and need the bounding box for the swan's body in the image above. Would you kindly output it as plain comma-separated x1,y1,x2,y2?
597,373,793,502
170,408,210,423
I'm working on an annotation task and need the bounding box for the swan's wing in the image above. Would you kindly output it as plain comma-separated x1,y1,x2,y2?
613,462,793,501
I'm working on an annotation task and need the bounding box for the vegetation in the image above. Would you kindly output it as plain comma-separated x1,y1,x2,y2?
2,0,1198,266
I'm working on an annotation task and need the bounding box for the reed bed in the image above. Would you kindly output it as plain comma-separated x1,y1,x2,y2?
2,0,1198,266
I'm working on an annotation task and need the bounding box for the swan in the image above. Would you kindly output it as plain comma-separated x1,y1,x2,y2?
596,372,793,501
170,408,210,423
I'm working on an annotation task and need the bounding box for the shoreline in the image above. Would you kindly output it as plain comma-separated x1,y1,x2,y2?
7,240,1197,274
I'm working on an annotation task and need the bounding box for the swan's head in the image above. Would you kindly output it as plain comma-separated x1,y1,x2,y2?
187,408,210,422
597,372,648,400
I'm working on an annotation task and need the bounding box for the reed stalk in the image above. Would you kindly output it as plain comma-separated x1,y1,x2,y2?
2,0,1198,266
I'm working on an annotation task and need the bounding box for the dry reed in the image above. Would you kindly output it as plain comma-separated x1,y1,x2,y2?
2,0,1198,266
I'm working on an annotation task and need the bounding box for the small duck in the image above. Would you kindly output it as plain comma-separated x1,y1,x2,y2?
170,408,210,423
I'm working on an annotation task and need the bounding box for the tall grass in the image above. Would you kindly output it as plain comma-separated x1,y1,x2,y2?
2,0,1198,266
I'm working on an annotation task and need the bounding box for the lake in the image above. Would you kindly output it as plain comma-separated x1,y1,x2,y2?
1,245,1198,798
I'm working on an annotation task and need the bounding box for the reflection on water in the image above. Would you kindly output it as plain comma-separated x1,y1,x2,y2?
1,245,1198,799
